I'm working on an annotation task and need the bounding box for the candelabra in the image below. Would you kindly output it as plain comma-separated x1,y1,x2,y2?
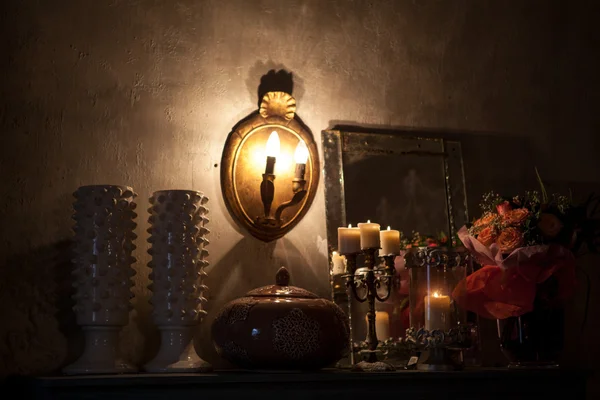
342,249,396,371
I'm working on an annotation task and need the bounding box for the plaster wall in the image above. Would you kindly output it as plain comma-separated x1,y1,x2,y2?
1,0,598,385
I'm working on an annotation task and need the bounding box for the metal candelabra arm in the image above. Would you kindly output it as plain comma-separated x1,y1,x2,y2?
274,188,307,223
343,253,368,302
373,255,396,302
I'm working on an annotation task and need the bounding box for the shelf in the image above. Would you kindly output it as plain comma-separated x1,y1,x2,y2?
9,368,588,400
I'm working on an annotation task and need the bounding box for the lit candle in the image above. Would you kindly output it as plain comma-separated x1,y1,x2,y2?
380,226,401,255
264,131,280,174
365,311,390,341
424,291,451,331
293,140,308,180
358,220,380,249
338,224,361,254
331,251,346,275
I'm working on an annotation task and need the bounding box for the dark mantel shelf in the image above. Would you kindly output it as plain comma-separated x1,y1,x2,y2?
9,368,588,400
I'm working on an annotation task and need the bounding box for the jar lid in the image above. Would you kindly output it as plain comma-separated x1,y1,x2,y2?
246,267,318,298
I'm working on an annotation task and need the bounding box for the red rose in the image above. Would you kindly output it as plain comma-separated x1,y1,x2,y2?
538,213,563,239
496,201,512,216
477,226,498,247
502,208,530,227
496,227,523,253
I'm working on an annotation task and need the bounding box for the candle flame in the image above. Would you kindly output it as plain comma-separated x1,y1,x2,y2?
367,220,371,223
332,251,338,256
433,291,441,298
348,224,352,228
387,226,391,230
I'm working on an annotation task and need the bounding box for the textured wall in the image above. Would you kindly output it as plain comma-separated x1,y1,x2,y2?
1,0,599,385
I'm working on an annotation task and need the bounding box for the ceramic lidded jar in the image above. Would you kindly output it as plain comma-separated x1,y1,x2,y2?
212,267,350,370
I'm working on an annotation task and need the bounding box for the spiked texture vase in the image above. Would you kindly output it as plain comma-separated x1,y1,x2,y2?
144,190,211,373
64,185,138,375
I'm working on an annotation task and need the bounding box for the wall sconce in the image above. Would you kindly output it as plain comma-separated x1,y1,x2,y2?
221,91,319,242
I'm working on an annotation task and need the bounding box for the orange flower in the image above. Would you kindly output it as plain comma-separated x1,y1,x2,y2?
474,213,498,228
538,213,563,239
496,227,524,253
502,208,530,227
477,226,498,247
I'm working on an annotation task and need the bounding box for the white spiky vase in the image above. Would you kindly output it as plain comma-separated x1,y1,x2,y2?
64,185,138,375
144,190,211,373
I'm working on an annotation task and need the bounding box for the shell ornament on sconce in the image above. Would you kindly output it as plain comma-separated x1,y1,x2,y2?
221,91,319,242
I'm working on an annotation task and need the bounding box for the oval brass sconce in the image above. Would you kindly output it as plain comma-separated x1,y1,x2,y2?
221,91,320,242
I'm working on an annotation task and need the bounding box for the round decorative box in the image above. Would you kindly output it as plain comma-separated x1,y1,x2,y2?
212,267,350,370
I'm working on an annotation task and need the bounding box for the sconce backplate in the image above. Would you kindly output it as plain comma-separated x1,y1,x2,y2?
221,91,320,242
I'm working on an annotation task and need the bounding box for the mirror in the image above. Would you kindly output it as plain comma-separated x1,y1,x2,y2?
322,129,468,367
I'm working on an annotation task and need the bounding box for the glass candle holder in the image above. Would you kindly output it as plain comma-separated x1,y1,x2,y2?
405,247,470,332
403,246,477,370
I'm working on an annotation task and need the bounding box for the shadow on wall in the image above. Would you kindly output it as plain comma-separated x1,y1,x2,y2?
0,240,75,377
196,236,313,368
246,62,306,108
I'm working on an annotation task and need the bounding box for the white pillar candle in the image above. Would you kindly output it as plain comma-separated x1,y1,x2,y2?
331,251,346,275
358,220,380,249
338,224,361,254
380,226,401,255
424,291,451,331
365,311,390,341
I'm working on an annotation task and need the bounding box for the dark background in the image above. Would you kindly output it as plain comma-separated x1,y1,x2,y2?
1,0,599,396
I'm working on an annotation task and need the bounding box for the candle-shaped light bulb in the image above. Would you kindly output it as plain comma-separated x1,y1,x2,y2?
264,131,280,174
265,131,280,157
294,140,309,164
293,140,308,180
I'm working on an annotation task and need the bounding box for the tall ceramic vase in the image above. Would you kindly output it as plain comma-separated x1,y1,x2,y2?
64,185,138,375
144,190,211,372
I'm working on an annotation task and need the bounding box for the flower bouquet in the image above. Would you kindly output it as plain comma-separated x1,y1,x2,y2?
452,175,599,367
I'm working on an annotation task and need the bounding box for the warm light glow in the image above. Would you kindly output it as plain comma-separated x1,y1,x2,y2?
387,226,391,230
265,131,280,157
348,224,352,228
433,291,441,298
332,251,338,256
294,140,309,164
367,220,371,223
